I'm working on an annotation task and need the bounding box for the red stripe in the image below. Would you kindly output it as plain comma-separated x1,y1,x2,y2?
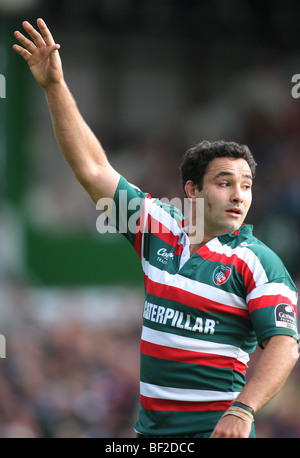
134,206,184,259
146,214,184,256
133,196,150,259
248,295,298,316
144,275,249,320
140,340,247,374
174,244,183,257
199,245,256,294
140,395,232,412
134,223,143,259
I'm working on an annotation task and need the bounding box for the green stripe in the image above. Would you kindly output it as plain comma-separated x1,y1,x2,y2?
142,232,182,273
113,176,147,246
141,355,245,392
246,243,291,282
136,409,226,436
265,275,297,290
250,308,298,346
194,254,248,297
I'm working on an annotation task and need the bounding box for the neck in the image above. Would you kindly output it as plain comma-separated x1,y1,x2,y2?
188,235,211,256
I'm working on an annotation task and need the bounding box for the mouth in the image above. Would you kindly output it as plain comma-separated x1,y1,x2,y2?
225,207,242,218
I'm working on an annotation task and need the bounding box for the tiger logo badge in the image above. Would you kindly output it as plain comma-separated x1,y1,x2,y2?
213,265,232,286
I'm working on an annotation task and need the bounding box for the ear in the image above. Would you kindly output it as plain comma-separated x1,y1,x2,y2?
184,180,198,201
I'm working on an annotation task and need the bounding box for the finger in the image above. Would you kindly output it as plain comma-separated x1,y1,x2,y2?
14,30,36,54
37,18,55,46
22,20,46,47
12,44,32,62
49,43,61,61
50,44,61,52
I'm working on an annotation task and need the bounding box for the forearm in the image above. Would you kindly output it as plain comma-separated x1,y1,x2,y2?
236,335,299,413
211,335,298,438
44,81,110,188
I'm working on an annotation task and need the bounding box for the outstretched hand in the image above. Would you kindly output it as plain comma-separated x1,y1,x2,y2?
13,18,63,88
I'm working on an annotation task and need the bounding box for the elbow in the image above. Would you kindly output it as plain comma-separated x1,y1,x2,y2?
264,335,299,363
72,163,119,203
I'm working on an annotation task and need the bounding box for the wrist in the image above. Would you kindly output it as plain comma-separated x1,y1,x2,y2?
231,401,255,415
222,403,254,425
44,78,66,94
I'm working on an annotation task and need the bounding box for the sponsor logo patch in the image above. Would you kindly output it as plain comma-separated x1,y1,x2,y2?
213,265,232,286
275,303,297,332
156,248,174,265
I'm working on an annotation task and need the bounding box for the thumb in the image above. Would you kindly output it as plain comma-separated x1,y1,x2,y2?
49,44,61,64
49,43,60,55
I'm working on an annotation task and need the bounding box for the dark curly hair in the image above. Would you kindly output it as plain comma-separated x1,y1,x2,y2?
180,140,257,194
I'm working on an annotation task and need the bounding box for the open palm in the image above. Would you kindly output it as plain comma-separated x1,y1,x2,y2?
13,18,63,88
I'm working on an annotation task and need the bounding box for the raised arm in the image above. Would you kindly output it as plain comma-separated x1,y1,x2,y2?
13,18,120,204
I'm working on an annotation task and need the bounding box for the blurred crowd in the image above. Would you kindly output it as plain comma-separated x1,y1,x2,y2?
0,284,142,438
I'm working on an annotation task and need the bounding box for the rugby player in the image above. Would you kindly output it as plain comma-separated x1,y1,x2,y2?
13,18,299,438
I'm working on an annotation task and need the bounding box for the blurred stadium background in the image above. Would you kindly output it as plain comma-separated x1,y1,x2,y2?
0,0,300,438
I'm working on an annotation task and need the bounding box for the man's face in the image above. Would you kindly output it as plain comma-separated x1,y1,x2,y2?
195,157,253,241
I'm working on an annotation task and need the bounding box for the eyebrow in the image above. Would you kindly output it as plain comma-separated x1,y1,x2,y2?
213,171,253,181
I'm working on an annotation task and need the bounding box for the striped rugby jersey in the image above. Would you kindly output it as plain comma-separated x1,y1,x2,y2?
111,176,298,436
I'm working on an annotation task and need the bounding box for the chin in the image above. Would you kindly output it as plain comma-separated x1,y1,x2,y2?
219,223,241,236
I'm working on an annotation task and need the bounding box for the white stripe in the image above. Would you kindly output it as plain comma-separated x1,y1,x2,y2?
142,198,184,238
246,282,298,305
143,261,247,311
140,381,239,402
141,326,249,365
207,238,269,287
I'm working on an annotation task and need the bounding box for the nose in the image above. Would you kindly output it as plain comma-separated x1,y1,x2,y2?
230,186,243,203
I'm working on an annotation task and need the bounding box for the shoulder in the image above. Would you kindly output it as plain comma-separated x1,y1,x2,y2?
241,233,284,268
115,176,185,236
217,225,296,292
114,176,150,202
236,227,296,290
116,177,184,218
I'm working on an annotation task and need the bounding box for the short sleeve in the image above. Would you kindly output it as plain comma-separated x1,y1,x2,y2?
247,276,298,347
108,176,185,261
109,176,151,256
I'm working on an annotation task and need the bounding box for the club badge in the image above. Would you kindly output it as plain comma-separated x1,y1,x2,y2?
213,265,232,286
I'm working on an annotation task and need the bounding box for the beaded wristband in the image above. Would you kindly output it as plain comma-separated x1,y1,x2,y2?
231,401,254,415
222,409,253,425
